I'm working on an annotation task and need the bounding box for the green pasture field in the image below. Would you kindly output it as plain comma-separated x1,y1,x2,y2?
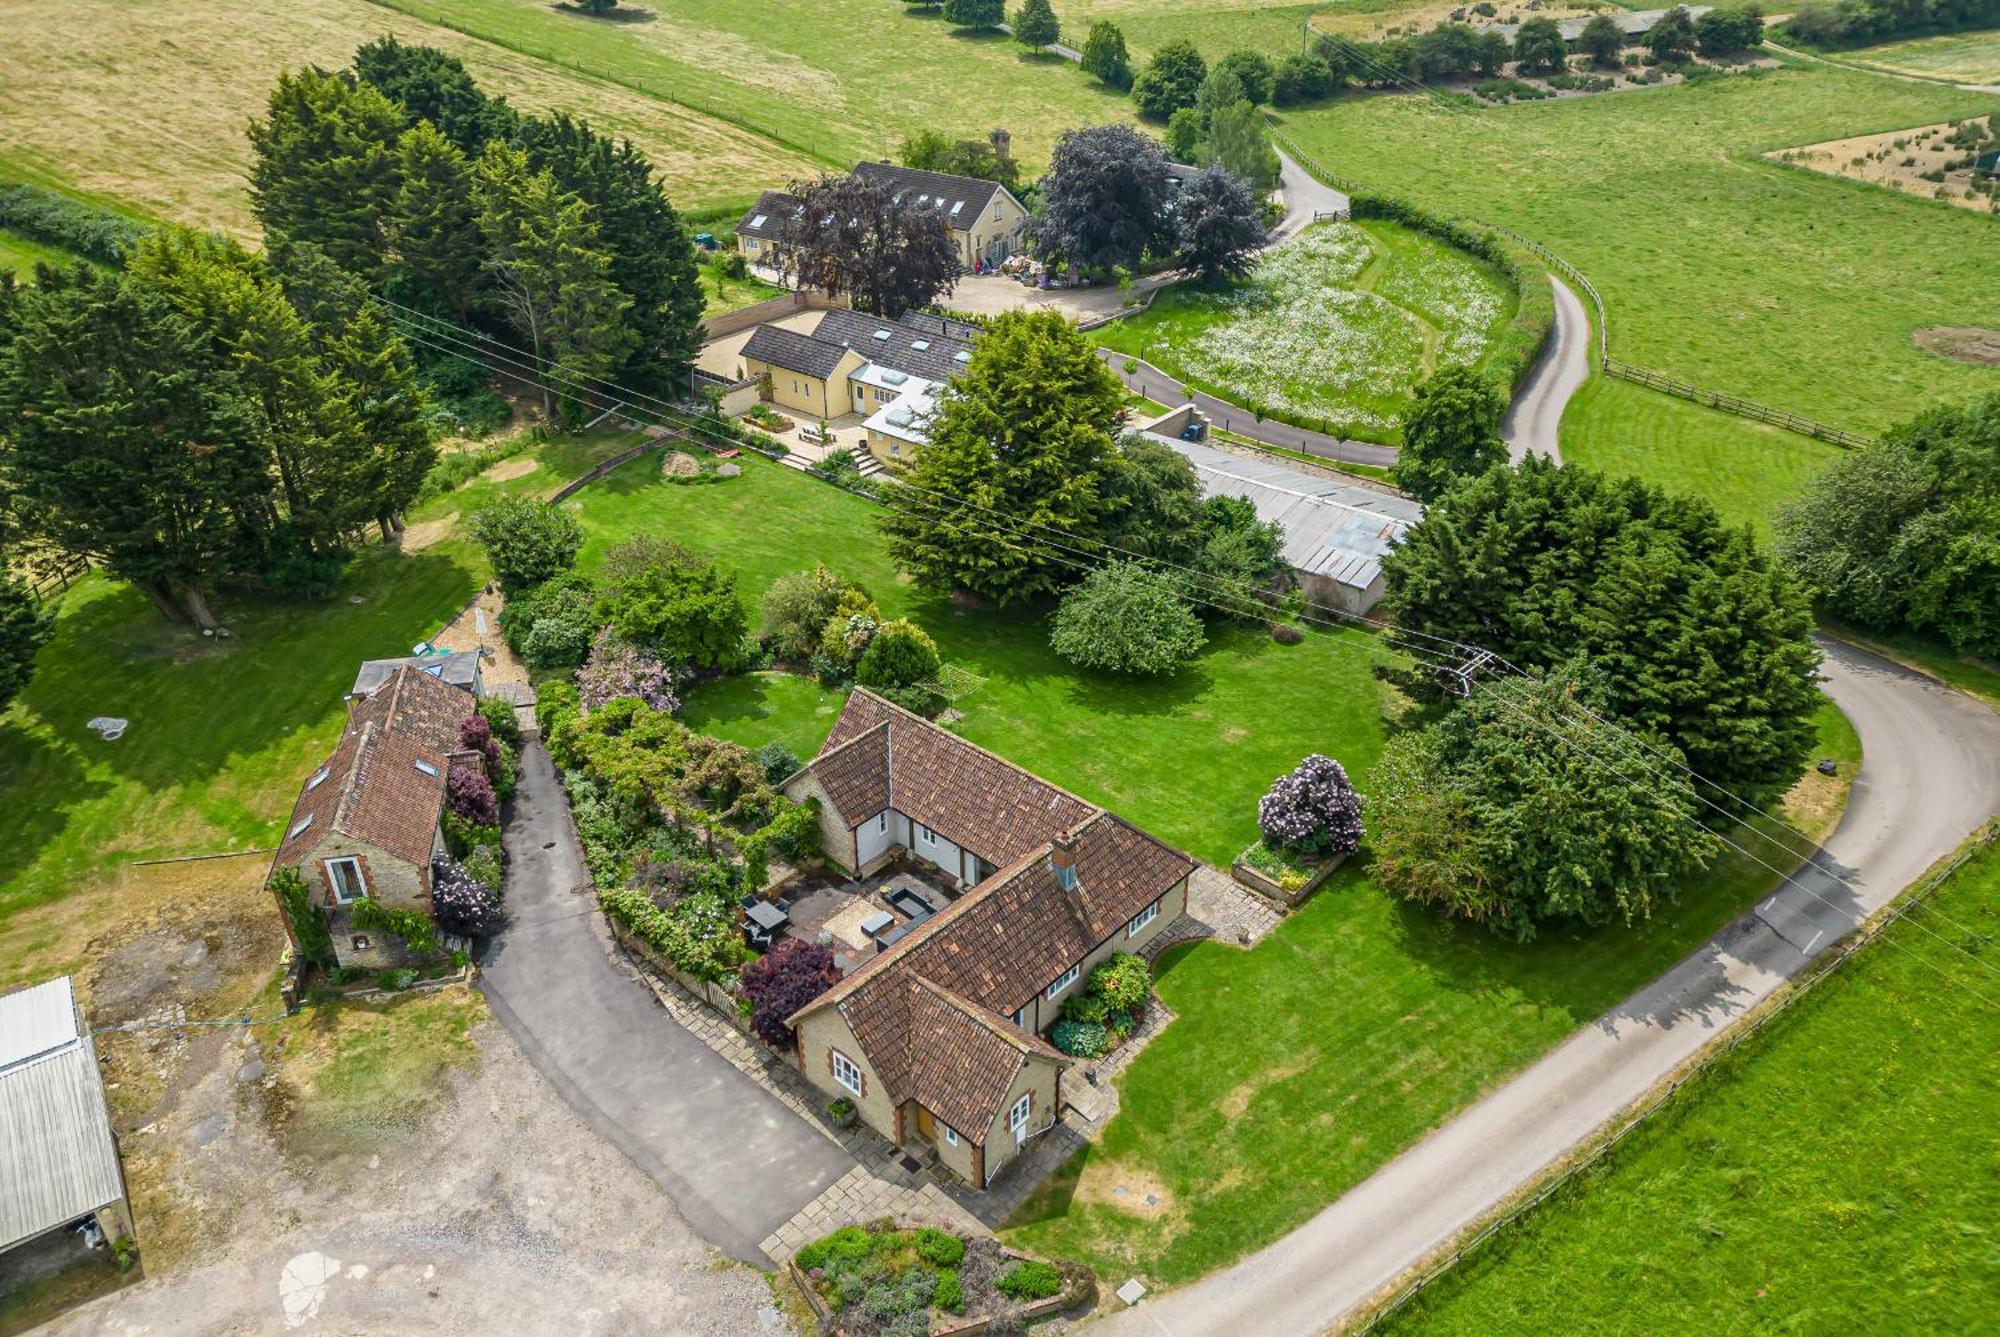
1380,830,2000,1334
0,228,83,277
1095,219,1515,443
1276,62,2000,435
1831,28,2000,83
364,0,1137,174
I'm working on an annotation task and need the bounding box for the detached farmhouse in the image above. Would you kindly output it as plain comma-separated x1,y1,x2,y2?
270,665,480,972
736,160,1030,276
781,690,1194,1189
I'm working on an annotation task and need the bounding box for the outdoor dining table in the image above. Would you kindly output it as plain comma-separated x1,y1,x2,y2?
744,900,790,933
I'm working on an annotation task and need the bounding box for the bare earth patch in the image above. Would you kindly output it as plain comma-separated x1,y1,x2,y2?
1914,325,2000,366
1766,119,1999,212
1073,1159,1177,1223
479,455,541,484
396,516,457,553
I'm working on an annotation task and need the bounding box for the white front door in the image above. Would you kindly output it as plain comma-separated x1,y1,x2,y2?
1010,1092,1032,1147
854,386,865,413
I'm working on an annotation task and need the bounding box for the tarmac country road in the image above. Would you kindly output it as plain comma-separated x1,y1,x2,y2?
1092,639,2000,1337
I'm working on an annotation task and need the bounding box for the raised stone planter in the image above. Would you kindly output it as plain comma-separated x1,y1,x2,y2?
1230,848,1346,909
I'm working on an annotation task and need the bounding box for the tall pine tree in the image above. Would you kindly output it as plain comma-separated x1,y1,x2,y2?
248,68,404,276
391,122,484,320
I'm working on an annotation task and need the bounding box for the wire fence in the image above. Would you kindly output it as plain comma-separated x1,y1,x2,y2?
1271,131,1875,450
1352,821,1998,1334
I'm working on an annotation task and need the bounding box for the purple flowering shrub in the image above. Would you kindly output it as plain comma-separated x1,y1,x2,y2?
577,628,681,714
432,856,504,937
460,713,499,766
739,938,842,1048
1256,753,1365,857
447,763,499,826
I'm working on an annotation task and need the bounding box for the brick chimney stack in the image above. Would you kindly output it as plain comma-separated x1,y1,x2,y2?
1048,833,1078,892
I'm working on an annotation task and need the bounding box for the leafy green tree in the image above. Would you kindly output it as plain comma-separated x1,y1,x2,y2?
1512,17,1570,73
1028,124,1175,274
1202,100,1281,192
1776,391,2000,657
1079,21,1133,88
1194,66,1249,130
1212,50,1277,105
390,122,483,320
1645,5,1698,60
943,0,1004,27
1390,366,1506,502
879,310,1125,603
899,130,1018,187
0,267,269,628
595,536,748,670
1174,163,1266,285
856,618,942,689
352,35,516,152
472,142,634,421
0,575,53,715
1190,494,1287,616
267,238,371,346
1696,5,1765,55
1273,53,1342,105
1011,0,1059,49
1050,561,1206,675
518,113,707,394
1131,39,1207,120
1384,457,1822,804
1102,435,1205,561
1371,665,1722,941
1578,14,1628,67
762,565,867,661
1164,108,1203,164
470,495,583,592
248,67,404,276
580,0,620,14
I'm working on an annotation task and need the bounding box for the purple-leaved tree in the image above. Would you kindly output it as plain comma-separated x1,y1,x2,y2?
447,763,499,826
432,856,505,937
739,938,842,1047
1257,753,1365,856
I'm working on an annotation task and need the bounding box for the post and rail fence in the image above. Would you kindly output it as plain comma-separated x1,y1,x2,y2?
1270,132,1877,451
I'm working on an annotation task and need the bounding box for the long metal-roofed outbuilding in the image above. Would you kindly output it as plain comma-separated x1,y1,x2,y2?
1,976,135,1256
1137,415,1422,614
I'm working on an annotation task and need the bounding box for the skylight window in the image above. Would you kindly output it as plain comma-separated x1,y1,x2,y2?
872,329,891,341
882,369,908,386
911,339,930,351
307,766,330,791
413,759,439,777
289,814,314,839
949,201,964,217
954,350,973,363
916,193,929,205
749,213,768,229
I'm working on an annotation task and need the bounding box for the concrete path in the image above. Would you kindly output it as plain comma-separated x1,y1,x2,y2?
480,738,854,1266
1500,275,1590,464
1099,348,1398,468
995,23,1083,61
1273,145,1351,241
1093,640,2000,1336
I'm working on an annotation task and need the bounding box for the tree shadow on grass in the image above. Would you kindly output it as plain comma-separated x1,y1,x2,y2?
0,726,107,918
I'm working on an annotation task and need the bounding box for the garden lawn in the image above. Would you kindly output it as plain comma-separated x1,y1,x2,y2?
701,267,786,316
1558,377,1842,535
573,450,1394,867
363,0,1137,174
1378,831,2000,1334
1276,61,2000,434
0,0,819,238
1095,220,1515,443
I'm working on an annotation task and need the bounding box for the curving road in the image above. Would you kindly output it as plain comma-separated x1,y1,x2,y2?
1094,640,2000,1336
1501,275,1590,464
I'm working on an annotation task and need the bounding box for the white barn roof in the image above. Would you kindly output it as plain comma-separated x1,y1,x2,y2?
1,978,126,1251
1152,436,1421,591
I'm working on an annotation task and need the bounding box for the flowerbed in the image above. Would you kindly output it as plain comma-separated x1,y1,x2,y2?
1233,838,1345,905
791,1223,1091,1336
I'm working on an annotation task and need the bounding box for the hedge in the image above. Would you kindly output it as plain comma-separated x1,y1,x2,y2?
0,184,153,265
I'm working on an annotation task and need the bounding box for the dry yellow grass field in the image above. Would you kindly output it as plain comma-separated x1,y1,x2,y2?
0,0,821,233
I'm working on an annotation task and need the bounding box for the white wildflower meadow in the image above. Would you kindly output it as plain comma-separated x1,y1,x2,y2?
1125,222,1510,436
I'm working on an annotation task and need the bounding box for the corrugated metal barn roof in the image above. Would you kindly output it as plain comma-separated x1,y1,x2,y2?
1,978,126,1251
1154,437,1421,590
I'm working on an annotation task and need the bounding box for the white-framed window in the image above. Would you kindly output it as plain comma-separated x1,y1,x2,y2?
1045,963,1081,1000
325,856,367,904
831,1049,863,1096
919,823,936,847
942,1124,959,1147
1009,1092,1032,1146
1127,899,1161,937
877,812,888,834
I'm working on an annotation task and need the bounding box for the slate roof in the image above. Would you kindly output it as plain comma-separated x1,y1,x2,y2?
1,978,126,1252
734,189,802,242
852,161,1005,229
810,309,975,383
812,690,1095,865
787,691,1195,1139
275,666,476,868
741,324,854,381
352,650,481,697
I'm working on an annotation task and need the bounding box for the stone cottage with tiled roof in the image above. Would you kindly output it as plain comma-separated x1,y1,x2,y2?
270,666,480,972
782,690,1195,1189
